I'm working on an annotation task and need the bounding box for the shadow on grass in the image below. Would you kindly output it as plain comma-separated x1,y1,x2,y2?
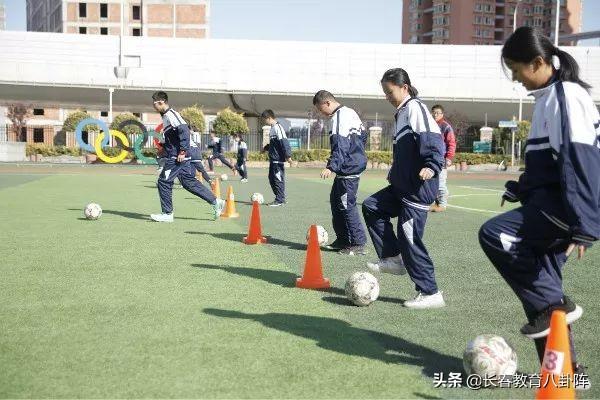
192,264,406,305
186,231,306,251
69,208,210,221
203,307,463,379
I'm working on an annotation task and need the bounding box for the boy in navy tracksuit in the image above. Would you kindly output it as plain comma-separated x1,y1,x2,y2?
261,110,292,206
479,27,599,379
234,133,249,182
150,91,225,222
207,131,235,173
313,90,368,256
362,68,446,309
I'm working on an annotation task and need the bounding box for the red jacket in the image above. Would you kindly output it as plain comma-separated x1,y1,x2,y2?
436,118,456,160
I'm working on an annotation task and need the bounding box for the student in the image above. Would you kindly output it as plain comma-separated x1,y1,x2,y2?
430,104,456,212
231,133,248,183
479,27,599,380
261,110,292,206
150,91,225,222
313,90,368,256
189,136,212,184
362,68,446,309
206,131,236,173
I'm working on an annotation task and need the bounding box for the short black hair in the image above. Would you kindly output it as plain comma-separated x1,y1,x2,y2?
431,104,444,113
261,109,275,119
152,91,168,102
312,90,336,105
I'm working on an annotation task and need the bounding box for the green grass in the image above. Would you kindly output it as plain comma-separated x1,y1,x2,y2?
0,165,598,399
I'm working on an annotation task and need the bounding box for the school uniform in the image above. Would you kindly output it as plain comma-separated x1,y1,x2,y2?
362,96,445,295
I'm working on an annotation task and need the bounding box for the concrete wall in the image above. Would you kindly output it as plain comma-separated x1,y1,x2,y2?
0,142,27,162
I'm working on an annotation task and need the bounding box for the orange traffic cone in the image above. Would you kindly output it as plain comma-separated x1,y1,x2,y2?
535,310,575,400
243,201,267,244
220,185,239,218
296,224,330,289
211,178,221,199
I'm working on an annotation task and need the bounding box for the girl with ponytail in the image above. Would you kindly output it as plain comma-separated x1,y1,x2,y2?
479,27,600,385
362,68,446,309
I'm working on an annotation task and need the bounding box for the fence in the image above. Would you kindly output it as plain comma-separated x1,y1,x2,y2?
1,123,517,156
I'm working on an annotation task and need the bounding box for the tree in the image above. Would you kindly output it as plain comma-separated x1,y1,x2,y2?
516,120,531,142
212,107,249,135
180,104,206,133
110,113,143,136
62,110,98,133
446,110,470,136
7,104,31,142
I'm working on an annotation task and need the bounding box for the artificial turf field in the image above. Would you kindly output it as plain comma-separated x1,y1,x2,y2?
0,163,598,399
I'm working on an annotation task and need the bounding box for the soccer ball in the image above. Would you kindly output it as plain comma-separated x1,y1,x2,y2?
220,174,228,181
307,225,328,246
345,272,379,306
84,203,102,220
250,193,264,204
463,335,518,377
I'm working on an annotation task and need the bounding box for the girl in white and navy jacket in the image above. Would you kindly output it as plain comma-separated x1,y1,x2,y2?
362,68,446,309
479,27,600,379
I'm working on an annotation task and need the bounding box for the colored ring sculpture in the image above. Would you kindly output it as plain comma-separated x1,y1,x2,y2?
76,118,110,152
94,130,130,164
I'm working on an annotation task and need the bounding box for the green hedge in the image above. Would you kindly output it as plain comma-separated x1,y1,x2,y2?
25,145,506,166
26,144,82,157
454,153,505,165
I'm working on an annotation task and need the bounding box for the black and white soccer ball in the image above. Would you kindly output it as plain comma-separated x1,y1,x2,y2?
306,225,328,246
250,193,264,204
84,203,102,220
345,272,380,306
463,335,518,377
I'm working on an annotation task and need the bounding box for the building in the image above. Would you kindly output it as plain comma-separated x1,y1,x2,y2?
402,0,582,45
19,1,210,145
26,0,210,38
0,0,6,31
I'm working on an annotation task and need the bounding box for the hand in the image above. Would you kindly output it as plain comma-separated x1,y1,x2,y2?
566,243,586,260
445,159,452,167
177,153,185,163
418,168,434,181
287,158,293,164
320,168,332,179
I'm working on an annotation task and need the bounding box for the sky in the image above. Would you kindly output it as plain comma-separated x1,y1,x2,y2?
3,0,599,45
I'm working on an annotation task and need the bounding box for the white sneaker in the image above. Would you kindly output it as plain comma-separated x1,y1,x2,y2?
212,199,225,220
367,255,406,275
240,178,248,183
150,213,174,223
403,291,446,309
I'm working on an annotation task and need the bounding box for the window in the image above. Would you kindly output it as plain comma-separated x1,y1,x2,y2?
33,108,44,116
100,27,108,35
132,28,141,36
100,3,108,18
100,111,109,117
33,129,44,143
79,2,86,18
133,112,141,118
132,5,141,20
79,26,87,34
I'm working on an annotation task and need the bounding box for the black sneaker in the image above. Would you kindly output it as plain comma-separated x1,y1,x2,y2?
520,296,583,339
323,240,346,251
339,245,367,256
573,364,591,391
267,202,284,207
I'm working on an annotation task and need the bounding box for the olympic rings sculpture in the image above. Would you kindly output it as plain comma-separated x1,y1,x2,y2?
75,118,163,164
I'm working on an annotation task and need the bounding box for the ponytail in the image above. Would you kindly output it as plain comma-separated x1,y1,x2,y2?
502,27,591,91
381,68,419,97
555,48,591,90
